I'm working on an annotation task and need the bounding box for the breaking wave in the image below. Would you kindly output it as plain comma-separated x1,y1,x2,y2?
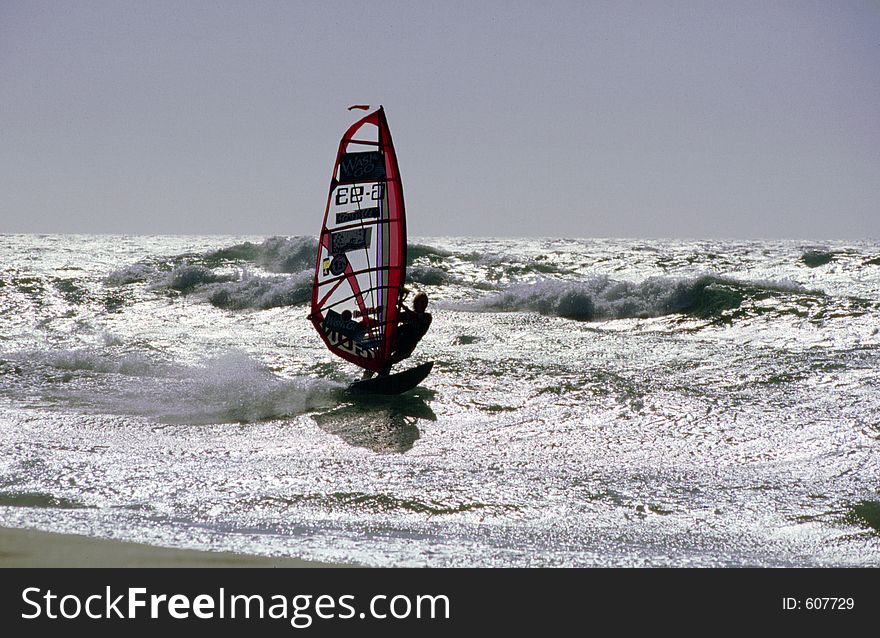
452,274,816,321
208,271,312,310
207,237,453,271
408,265,450,286
204,236,317,273
104,239,316,308
105,236,318,290
155,264,236,292
104,261,156,286
408,243,453,264
104,238,464,301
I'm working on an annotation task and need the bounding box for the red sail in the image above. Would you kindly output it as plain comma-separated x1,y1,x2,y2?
310,107,407,372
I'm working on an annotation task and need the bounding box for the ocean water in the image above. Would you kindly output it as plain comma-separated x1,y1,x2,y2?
1,234,879,566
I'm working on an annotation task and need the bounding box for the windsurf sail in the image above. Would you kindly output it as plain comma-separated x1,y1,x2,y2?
310,106,407,373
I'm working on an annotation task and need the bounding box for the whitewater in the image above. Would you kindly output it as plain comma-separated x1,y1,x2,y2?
1,234,879,566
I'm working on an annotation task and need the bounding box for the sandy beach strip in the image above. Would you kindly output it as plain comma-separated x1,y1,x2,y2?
0,526,342,568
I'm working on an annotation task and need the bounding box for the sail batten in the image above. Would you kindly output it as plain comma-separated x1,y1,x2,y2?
310,107,406,372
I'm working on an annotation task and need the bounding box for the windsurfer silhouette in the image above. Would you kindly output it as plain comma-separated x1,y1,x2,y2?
362,290,432,379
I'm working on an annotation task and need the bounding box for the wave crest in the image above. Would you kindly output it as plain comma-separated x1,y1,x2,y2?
158,264,235,291
408,265,450,286
801,249,835,268
104,262,155,286
453,274,815,321
208,271,312,310
205,236,317,273
408,243,452,264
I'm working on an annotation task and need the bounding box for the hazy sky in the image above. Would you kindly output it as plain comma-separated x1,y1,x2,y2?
1,1,878,238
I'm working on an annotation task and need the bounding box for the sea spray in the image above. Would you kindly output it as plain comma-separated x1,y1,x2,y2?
138,351,341,424
6,348,342,424
43,349,158,376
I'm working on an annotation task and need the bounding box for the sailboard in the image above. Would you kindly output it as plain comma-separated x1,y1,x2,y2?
310,106,430,394
346,361,434,396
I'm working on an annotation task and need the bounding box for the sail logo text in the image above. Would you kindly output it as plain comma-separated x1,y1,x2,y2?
330,228,372,254
336,207,380,225
321,310,376,359
338,151,385,181
324,329,376,359
353,305,382,318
